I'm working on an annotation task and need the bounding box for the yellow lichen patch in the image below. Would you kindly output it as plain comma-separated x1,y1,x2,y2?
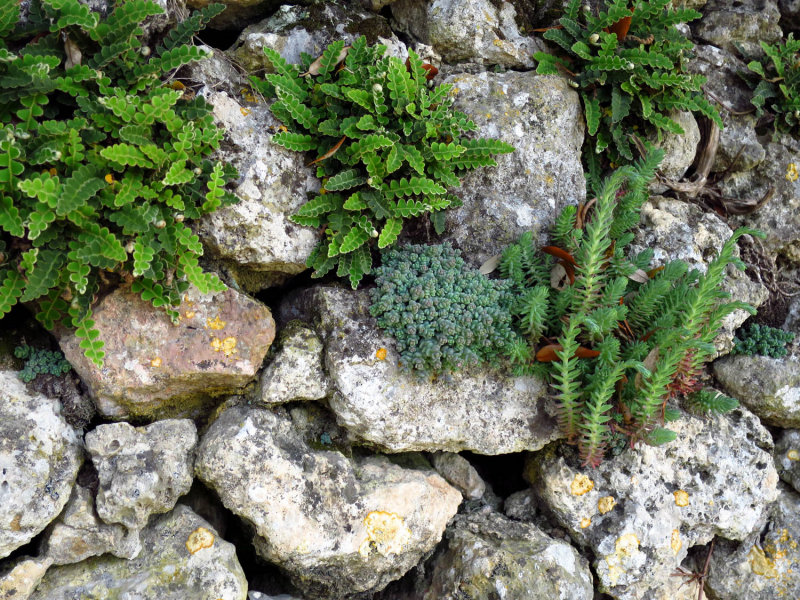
749,544,779,578
375,347,387,361
150,357,162,368
671,529,682,555
673,490,690,507
786,162,799,182
185,527,215,554
570,473,594,496
358,511,412,558
211,336,237,357
184,310,196,320
598,496,616,515
240,107,251,116
604,533,640,586
104,173,115,184
206,315,226,330
580,517,592,529
787,449,799,461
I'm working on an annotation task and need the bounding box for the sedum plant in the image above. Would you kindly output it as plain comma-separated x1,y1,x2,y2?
534,0,721,168
370,243,517,374
251,36,514,288
684,388,738,415
743,34,800,136
500,149,761,467
14,343,72,382
732,322,795,358
0,0,237,366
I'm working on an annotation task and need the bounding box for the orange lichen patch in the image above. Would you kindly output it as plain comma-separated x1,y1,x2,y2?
598,496,616,515
570,473,594,496
167,80,186,90
48,168,57,176
787,449,799,461
206,315,226,330
150,357,162,368
671,529,682,555
375,347,387,361
211,336,237,357
185,527,215,554
104,173,115,184
580,517,592,529
240,107,251,116
673,490,690,507
358,511,412,558
786,162,799,182
749,544,779,578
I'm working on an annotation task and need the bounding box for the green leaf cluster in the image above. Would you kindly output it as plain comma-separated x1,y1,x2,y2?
733,322,795,358
534,0,722,167
251,36,514,288
14,343,72,382
500,148,760,467
684,388,739,415
370,243,518,374
743,34,800,136
0,0,237,366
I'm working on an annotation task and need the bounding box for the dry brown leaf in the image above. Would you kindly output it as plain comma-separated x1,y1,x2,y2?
635,346,660,389
64,35,82,69
628,268,649,283
479,254,501,275
303,46,350,77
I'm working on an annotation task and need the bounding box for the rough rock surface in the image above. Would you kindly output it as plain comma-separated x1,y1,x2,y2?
59,285,275,420
197,90,321,291
688,45,755,116
298,287,559,454
706,484,800,600
713,353,800,427
85,420,197,531
186,0,279,30
41,485,141,565
429,453,485,500
721,138,800,261
230,4,401,73
259,322,330,405
30,505,247,600
440,71,585,268
774,429,800,494
526,408,779,600
195,403,462,599
423,511,594,600
713,115,766,173
0,372,82,559
0,556,52,600
632,197,768,354
651,111,700,191
693,0,783,57
390,0,539,68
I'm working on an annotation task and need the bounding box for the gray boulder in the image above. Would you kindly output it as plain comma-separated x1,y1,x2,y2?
693,0,782,58
775,429,800,493
195,403,462,599
30,505,247,600
85,420,197,530
259,322,330,405
0,372,82,559
298,287,559,454
526,408,779,599
429,452,486,500
423,511,594,600
440,71,585,268
0,556,52,600
714,352,800,427
706,483,800,599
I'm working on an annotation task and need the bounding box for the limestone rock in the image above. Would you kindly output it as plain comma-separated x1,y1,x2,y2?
650,111,700,193
259,323,330,405
391,0,539,68
59,285,275,420
0,556,52,600
422,511,594,600
30,505,247,600
526,408,779,599
429,452,486,500
42,485,141,565
503,488,539,522
0,372,82,559
706,484,800,599
693,0,782,58
186,0,280,31
631,197,768,354
195,403,462,599
85,420,197,530
714,352,800,427
713,115,766,174
774,429,800,493
196,90,321,291
299,287,559,454
440,71,585,268
688,45,756,117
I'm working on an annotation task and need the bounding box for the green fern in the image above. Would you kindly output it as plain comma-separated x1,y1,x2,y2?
251,35,514,288
0,0,237,365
